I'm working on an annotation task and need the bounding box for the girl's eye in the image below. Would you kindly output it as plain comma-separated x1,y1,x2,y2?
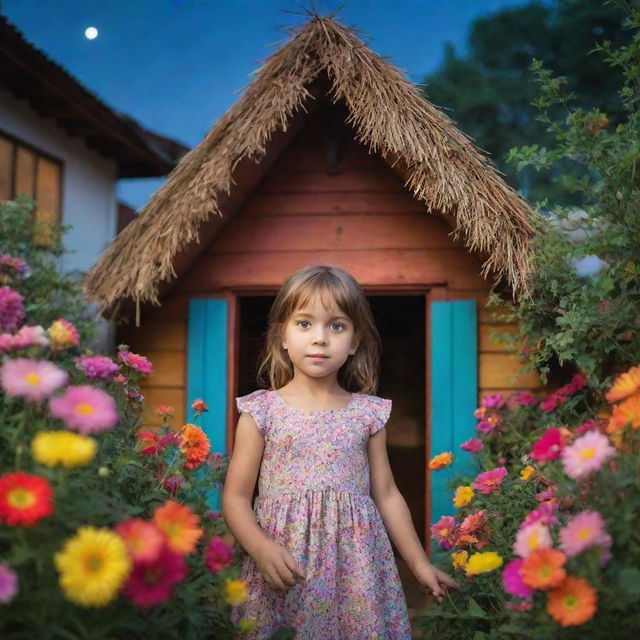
297,320,310,328
331,323,345,331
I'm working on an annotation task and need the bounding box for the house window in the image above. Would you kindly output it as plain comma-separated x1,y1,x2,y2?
0,132,63,242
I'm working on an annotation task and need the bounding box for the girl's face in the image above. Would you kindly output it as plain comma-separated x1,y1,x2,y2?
282,292,357,381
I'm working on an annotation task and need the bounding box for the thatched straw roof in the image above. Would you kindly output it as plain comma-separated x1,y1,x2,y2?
83,14,540,321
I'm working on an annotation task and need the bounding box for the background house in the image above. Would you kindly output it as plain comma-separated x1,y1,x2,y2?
0,14,188,349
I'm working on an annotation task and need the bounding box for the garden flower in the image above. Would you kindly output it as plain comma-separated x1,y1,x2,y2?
74,355,119,380
0,563,18,603
561,430,615,479
607,394,640,432
0,471,54,526
48,318,79,349
428,451,453,470
540,394,563,413
562,372,588,395
114,518,166,563
156,404,174,417
459,510,487,536
206,536,235,572
476,418,500,435
502,558,533,598
460,438,483,453
0,286,25,331
453,486,474,508
0,325,49,353
153,500,203,555
521,502,558,528
473,467,507,494
451,550,468,571
521,549,566,589
513,522,552,558
575,419,598,435
179,423,211,470
191,398,208,413
605,365,640,403
31,431,97,467
117,349,153,374
136,430,179,456
465,551,503,576
546,575,597,626
54,526,131,607
482,393,505,409
430,516,457,550
223,579,248,606
0,253,28,278
1,358,68,402
509,391,538,407
520,465,535,480
49,384,119,434
121,543,188,608
559,511,609,558
530,427,565,463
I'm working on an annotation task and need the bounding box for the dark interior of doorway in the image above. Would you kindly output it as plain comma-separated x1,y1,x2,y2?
237,295,426,546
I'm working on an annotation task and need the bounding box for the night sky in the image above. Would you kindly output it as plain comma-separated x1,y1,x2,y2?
3,0,541,209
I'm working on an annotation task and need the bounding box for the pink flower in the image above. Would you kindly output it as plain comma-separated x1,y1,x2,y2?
559,511,610,558
530,427,565,463
513,522,552,558
561,372,588,395
483,394,505,410
476,420,495,435
0,358,68,402
508,391,538,408
113,373,127,385
0,325,49,353
473,467,508,494
0,563,18,603
502,558,533,598
430,516,458,550
540,395,563,412
205,536,235,573
460,438,483,453
191,398,208,413
117,350,153,374
49,384,119,434
521,502,559,528
74,355,119,380
575,419,598,435
0,286,25,332
561,430,615,479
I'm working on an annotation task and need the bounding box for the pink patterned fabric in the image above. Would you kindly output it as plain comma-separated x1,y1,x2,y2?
230,389,412,639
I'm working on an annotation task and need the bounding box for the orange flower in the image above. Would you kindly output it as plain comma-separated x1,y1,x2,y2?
429,452,453,470
114,517,165,562
546,575,597,626
179,423,211,470
605,366,640,403
607,394,640,433
522,549,566,589
191,399,208,413
153,500,203,555
156,405,174,418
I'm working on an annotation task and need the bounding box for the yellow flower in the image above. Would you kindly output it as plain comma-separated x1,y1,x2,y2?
54,526,131,607
238,618,258,633
520,465,535,481
31,431,97,467
224,579,248,606
451,550,469,570
428,452,453,470
453,486,475,508
465,551,504,576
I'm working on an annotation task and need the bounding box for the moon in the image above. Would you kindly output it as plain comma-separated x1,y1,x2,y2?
85,27,99,40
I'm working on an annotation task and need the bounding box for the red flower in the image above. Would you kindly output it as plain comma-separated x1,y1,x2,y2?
191,399,208,414
530,427,566,463
0,472,54,526
205,536,235,573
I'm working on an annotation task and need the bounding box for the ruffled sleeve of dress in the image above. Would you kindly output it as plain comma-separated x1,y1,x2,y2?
361,395,392,437
236,389,270,436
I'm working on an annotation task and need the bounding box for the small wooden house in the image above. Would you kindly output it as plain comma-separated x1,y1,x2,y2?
83,16,542,548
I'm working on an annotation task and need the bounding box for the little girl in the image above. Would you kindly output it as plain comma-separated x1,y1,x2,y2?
222,264,456,638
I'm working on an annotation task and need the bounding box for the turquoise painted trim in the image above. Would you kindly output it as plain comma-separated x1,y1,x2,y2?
187,298,228,511
430,300,477,524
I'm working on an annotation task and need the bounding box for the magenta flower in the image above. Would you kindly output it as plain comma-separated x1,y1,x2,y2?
49,384,119,433
0,358,68,402
502,558,533,598
482,393,505,410
513,522,552,558
559,511,610,558
460,438,483,453
74,355,119,380
205,536,235,573
521,502,559,529
430,516,458,550
473,467,508,494
530,427,565,463
575,419,598,435
0,563,18,603
508,391,538,408
117,350,153,374
561,430,615,479
476,420,495,435
0,286,25,332
540,394,563,412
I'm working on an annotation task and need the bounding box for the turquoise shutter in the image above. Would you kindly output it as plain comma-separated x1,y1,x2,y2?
430,300,477,523
187,298,228,512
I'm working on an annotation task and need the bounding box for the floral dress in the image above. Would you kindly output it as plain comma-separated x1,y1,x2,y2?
229,388,412,639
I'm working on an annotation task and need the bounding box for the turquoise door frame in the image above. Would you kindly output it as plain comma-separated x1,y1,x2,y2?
429,300,478,525
187,298,229,512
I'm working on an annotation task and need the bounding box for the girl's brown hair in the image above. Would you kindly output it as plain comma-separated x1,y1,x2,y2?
256,265,381,394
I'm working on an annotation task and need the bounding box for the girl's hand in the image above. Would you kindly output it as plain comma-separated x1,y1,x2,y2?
413,560,458,603
253,540,307,591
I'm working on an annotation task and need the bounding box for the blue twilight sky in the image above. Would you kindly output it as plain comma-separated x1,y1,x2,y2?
3,0,543,209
